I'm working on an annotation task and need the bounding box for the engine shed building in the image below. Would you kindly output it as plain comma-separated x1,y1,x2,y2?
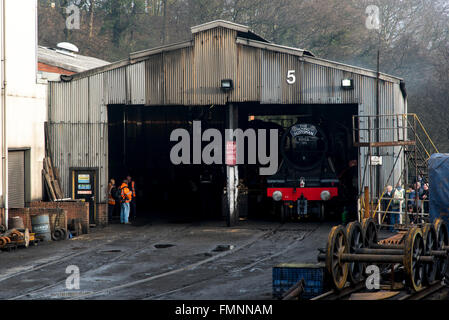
47,20,407,225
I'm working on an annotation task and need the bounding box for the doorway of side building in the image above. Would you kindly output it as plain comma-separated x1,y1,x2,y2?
70,168,98,225
8,148,31,208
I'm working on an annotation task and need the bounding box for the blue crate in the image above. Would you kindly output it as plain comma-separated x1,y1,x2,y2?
272,263,325,299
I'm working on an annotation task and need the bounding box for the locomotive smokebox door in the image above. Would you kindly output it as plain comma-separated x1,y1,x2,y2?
266,119,342,222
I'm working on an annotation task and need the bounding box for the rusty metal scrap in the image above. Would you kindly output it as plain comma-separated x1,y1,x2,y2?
378,231,407,245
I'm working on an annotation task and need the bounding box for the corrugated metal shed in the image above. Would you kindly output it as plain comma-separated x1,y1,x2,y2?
48,20,407,203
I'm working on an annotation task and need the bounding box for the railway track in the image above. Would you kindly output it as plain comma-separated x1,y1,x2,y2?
4,224,195,300
312,280,448,300
142,224,320,300
2,221,322,300
67,222,301,300
310,281,366,300
398,281,448,300
5,221,314,300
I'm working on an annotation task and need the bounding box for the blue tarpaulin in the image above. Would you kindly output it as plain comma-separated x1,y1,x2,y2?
429,154,449,224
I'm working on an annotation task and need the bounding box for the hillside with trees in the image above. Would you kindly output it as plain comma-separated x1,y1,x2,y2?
38,0,449,151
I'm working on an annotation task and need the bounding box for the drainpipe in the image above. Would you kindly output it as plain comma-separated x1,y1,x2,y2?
1,0,7,229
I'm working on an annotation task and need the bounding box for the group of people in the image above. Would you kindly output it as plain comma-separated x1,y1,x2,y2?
406,180,429,214
382,177,430,229
107,175,137,224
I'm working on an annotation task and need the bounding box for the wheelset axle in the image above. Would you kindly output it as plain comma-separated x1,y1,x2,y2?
319,218,449,292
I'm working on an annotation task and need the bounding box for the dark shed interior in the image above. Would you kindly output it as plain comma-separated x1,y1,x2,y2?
107,103,358,222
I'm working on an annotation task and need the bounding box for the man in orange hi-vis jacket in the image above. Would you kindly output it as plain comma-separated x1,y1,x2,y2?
120,180,132,224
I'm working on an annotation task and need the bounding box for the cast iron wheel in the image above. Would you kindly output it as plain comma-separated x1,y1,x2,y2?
61,228,68,240
434,218,449,279
422,223,437,284
280,204,286,223
318,203,325,222
362,218,378,248
346,221,365,284
325,225,349,290
403,227,425,292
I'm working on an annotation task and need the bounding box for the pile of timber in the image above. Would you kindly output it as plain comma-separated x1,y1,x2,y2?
43,157,64,201
43,122,64,201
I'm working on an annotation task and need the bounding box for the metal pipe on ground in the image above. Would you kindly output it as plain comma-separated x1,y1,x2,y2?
282,279,305,300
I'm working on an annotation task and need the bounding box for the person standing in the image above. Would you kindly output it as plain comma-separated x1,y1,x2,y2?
407,185,416,207
382,185,394,212
120,179,132,224
393,185,405,225
382,185,396,231
107,179,117,222
127,175,137,221
421,183,429,213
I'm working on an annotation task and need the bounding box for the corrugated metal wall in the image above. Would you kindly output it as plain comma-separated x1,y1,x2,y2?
49,77,108,203
127,62,146,104
48,26,406,203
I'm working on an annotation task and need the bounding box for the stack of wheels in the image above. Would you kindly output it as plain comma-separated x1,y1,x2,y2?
7,228,30,248
319,218,449,292
51,228,67,241
0,235,11,249
433,219,449,281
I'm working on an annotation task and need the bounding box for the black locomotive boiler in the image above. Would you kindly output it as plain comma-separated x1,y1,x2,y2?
267,119,356,221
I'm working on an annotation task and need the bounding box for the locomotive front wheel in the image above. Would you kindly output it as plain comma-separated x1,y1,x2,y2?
362,218,378,248
326,225,349,290
403,227,425,292
346,221,365,284
422,223,438,284
434,218,449,279
279,204,289,223
318,203,325,222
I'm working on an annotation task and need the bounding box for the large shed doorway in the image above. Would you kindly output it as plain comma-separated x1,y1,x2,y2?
107,102,359,223
237,103,359,221
108,105,227,221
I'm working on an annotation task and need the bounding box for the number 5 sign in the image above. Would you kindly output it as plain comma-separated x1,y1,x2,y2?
286,70,296,84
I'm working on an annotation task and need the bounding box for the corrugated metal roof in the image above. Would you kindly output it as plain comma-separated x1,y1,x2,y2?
191,20,269,43
38,46,109,73
63,20,400,83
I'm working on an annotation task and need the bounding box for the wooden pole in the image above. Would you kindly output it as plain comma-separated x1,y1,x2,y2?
364,186,370,219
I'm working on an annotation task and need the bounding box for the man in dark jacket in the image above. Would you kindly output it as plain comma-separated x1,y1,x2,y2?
382,185,396,231
127,175,137,221
420,183,429,213
107,179,117,222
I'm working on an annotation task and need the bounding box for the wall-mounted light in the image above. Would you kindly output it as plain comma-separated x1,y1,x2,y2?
221,79,233,91
341,78,354,90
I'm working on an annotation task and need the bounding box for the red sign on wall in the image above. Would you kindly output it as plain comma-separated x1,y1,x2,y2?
225,141,237,165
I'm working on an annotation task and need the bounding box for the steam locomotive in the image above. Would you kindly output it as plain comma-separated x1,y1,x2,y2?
266,119,355,221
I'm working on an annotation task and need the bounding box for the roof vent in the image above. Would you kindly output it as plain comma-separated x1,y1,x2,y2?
55,42,79,57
